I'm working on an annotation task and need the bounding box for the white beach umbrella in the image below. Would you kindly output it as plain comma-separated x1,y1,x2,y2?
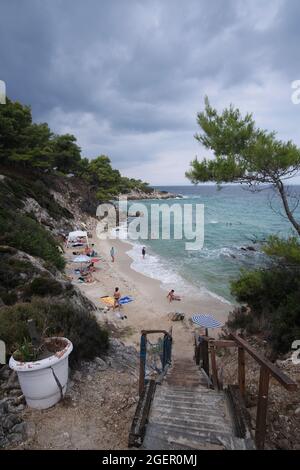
73,254,91,270
73,255,91,263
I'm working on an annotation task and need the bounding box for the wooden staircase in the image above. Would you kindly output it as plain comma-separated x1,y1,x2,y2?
142,358,254,450
129,328,297,450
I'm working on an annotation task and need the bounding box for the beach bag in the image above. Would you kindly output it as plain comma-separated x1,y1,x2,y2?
168,312,185,321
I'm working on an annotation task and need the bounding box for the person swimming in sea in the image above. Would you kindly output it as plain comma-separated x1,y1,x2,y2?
142,246,146,259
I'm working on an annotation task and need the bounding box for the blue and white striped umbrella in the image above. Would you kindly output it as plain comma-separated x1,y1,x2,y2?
191,314,223,329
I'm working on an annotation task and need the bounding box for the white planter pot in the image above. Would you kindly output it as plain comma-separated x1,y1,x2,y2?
9,337,73,410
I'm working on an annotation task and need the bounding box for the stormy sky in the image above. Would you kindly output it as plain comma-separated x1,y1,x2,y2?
1,0,300,184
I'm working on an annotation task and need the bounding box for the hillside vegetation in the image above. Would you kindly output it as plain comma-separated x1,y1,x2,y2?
0,98,152,200
1,98,152,362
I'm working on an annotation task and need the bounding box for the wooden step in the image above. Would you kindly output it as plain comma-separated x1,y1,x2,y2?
139,356,254,451
149,417,233,435
152,407,227,421
143,423,236,449
150,411,231,430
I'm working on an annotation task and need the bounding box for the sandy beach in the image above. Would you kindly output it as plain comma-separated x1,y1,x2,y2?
66,231,234,359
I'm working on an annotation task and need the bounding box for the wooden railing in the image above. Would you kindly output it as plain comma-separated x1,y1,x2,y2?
139,329,172,396
194,332,297,449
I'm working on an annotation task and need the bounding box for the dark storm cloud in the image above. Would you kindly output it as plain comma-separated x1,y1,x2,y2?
0,0,300,183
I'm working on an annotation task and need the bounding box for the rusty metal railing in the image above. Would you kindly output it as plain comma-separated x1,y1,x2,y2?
139,329,172,396
194,332,297,449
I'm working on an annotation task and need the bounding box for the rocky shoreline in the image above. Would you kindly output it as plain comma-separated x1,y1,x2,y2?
120,188,182,200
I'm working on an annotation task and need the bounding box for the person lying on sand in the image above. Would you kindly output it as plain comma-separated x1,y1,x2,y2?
78,273,93,283
167,289,181,303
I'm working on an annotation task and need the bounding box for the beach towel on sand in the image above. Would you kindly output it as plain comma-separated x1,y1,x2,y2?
119,296,134,305
100,296,115,306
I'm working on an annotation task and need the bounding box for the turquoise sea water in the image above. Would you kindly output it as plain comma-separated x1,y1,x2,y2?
125,185,300,302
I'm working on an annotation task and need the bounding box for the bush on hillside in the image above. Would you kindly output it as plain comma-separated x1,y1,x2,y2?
0,251,37,305
228,237,300,354
25,276,63,297
0,208,65,270
0,299,109,365
0,253,36,290
0,176,73,220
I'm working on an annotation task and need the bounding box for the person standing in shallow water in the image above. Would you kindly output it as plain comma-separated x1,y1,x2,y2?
142,246,146,259
110,246,115,262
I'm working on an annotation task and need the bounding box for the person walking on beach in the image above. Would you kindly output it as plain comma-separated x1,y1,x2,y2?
142,246,146,259
113,287,127,319
113,287,121,309
110,246,115,262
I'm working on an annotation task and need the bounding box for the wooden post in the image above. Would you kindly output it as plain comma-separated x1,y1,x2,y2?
255,366,270,449
202,340,209,377
210,345,219,390
139,334,147,396
238,347,246,400
195,337,201,365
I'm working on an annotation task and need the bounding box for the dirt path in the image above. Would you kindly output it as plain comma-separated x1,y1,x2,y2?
17,341,140,450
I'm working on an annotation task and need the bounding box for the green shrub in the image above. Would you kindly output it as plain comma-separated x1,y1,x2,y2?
13,338,38,362
0,299,109,365
227,307,260,334
231,267,299,315
0,208,65,270
229,237,300,354
0,290,18,305
0,254,36,290
0,175,73,220
271,290,300,353
25,276,63,297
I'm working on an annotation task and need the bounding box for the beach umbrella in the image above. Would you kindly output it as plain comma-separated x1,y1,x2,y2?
73,254,91,270
191,314,223,335
73,255,91,263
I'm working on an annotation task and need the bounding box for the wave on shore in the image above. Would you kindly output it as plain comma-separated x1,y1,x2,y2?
124,240,232,306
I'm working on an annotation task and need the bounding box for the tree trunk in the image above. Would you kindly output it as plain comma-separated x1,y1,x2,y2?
276,180,300,237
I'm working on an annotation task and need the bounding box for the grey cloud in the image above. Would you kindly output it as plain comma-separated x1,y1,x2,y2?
0,0,300,183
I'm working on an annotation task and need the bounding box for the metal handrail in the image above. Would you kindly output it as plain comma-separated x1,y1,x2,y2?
139,329,173,396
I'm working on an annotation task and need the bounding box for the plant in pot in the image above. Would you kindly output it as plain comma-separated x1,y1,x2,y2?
9,321,73,410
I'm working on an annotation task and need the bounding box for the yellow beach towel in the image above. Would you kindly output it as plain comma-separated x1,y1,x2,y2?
100,296,115,306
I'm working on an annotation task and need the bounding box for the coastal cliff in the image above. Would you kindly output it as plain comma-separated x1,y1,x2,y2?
0,167,141,449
